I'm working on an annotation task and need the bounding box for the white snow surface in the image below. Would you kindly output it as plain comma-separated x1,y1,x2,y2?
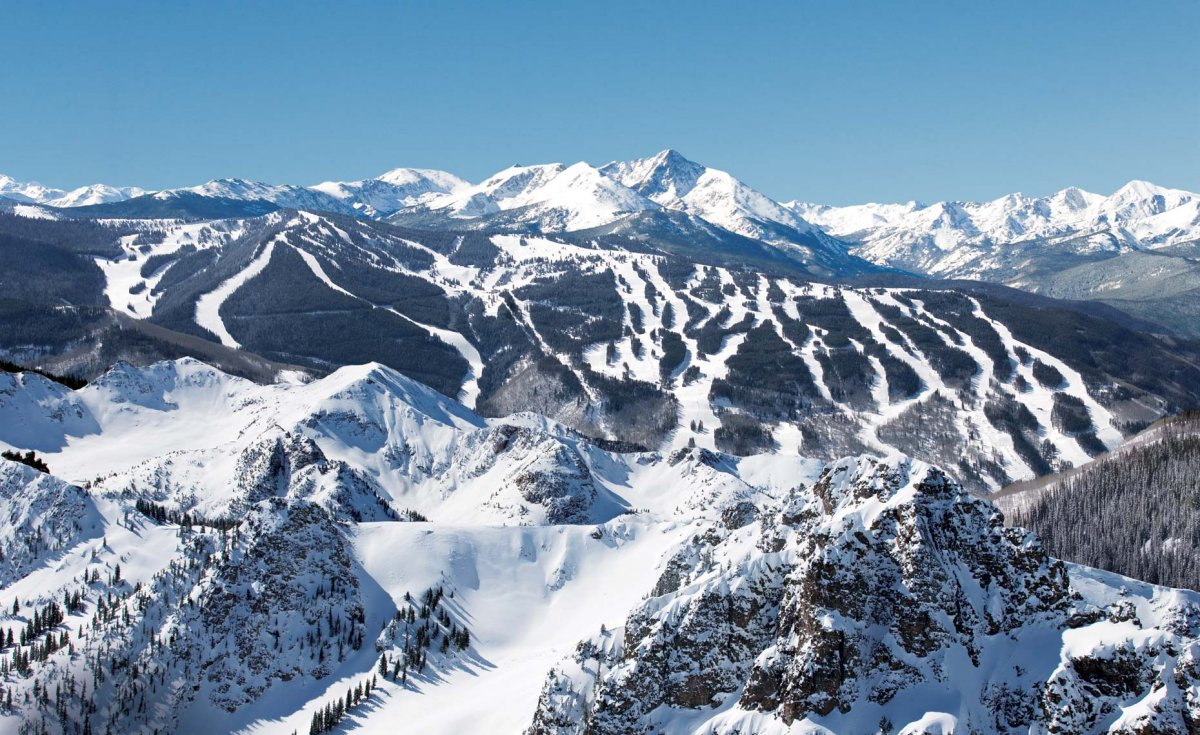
193,237,280,348
0,172,146,206
0,361,1195,734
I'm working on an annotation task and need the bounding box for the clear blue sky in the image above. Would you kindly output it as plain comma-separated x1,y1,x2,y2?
2,1,1196,204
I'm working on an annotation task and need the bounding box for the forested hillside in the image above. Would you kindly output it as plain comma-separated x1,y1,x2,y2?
1008,417,1200,590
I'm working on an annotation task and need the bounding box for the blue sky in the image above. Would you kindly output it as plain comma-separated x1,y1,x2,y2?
2,1,1196,203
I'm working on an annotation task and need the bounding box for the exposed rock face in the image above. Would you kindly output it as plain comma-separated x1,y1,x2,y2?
0,459,103,586
452,424,600,524
233,431,395,522
527,456,1200,734
188,499,365,711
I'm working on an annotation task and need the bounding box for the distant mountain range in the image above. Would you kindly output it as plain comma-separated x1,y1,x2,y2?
6,154,1199,332
6,151,1197,259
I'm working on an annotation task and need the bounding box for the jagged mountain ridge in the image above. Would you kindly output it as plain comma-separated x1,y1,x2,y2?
791,181,1200,335
6,157,1196,281
791,179,1200,270
0,361,1196,733
0,358,776,526
529,455,1200,735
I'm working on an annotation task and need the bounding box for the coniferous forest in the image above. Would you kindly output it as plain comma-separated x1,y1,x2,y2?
1010,424,1200,591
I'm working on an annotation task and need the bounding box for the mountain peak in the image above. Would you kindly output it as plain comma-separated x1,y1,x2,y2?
1108,179,1183,203
651,147,696,165
315,361,486,429
373,167,470,191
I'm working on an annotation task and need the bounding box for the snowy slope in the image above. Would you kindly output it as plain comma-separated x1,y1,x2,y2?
311,168,469,217
45,183,149,207
529,455,1200,735
0,368,1196,734
0,173,146,206
410,161,659,231
74,206,1179,494
601,149,826,241
0,359,811,527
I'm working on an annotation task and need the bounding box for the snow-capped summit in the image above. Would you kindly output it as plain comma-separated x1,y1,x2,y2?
423,161,658,230
0,173,66,204
793,179,1200,276
1096,179,1195,223
374,167,469,191
311,167,470,217
600,148,707,203
601,148,824,241
429,163,568,218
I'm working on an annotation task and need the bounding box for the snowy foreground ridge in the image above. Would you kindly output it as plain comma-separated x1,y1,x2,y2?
0,359,1197,734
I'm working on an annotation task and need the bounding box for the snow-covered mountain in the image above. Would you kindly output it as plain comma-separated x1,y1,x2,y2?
0,173,146,207
46,183,150,207
162,178,361,216
311,167,470,217
601,149,826,242
3,152,863,274
0,174,68,204
7,162,1197,274
0,360,1196,733
791,180,1200,278
530,455,1200,734
409,161,660,231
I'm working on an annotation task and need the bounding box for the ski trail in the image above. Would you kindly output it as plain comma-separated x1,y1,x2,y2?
969,297,1123,452
642,261,727,451
292,245,358,299
194,238,279,349
291,243,484,409
907,294,1024,484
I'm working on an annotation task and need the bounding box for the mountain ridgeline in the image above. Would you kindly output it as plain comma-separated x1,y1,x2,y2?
1,154,1200,732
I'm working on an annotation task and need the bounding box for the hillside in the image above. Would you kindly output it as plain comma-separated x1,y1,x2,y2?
0,361,1196,733
4,205,1200,496
998,414,1200,590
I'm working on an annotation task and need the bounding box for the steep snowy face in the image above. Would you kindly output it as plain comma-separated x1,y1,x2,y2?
529,456,1200,735
429,163,569,218
0,371,97,453
602,149,823,240
601,149,708,204
0,460,103,586
419,162,658,231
